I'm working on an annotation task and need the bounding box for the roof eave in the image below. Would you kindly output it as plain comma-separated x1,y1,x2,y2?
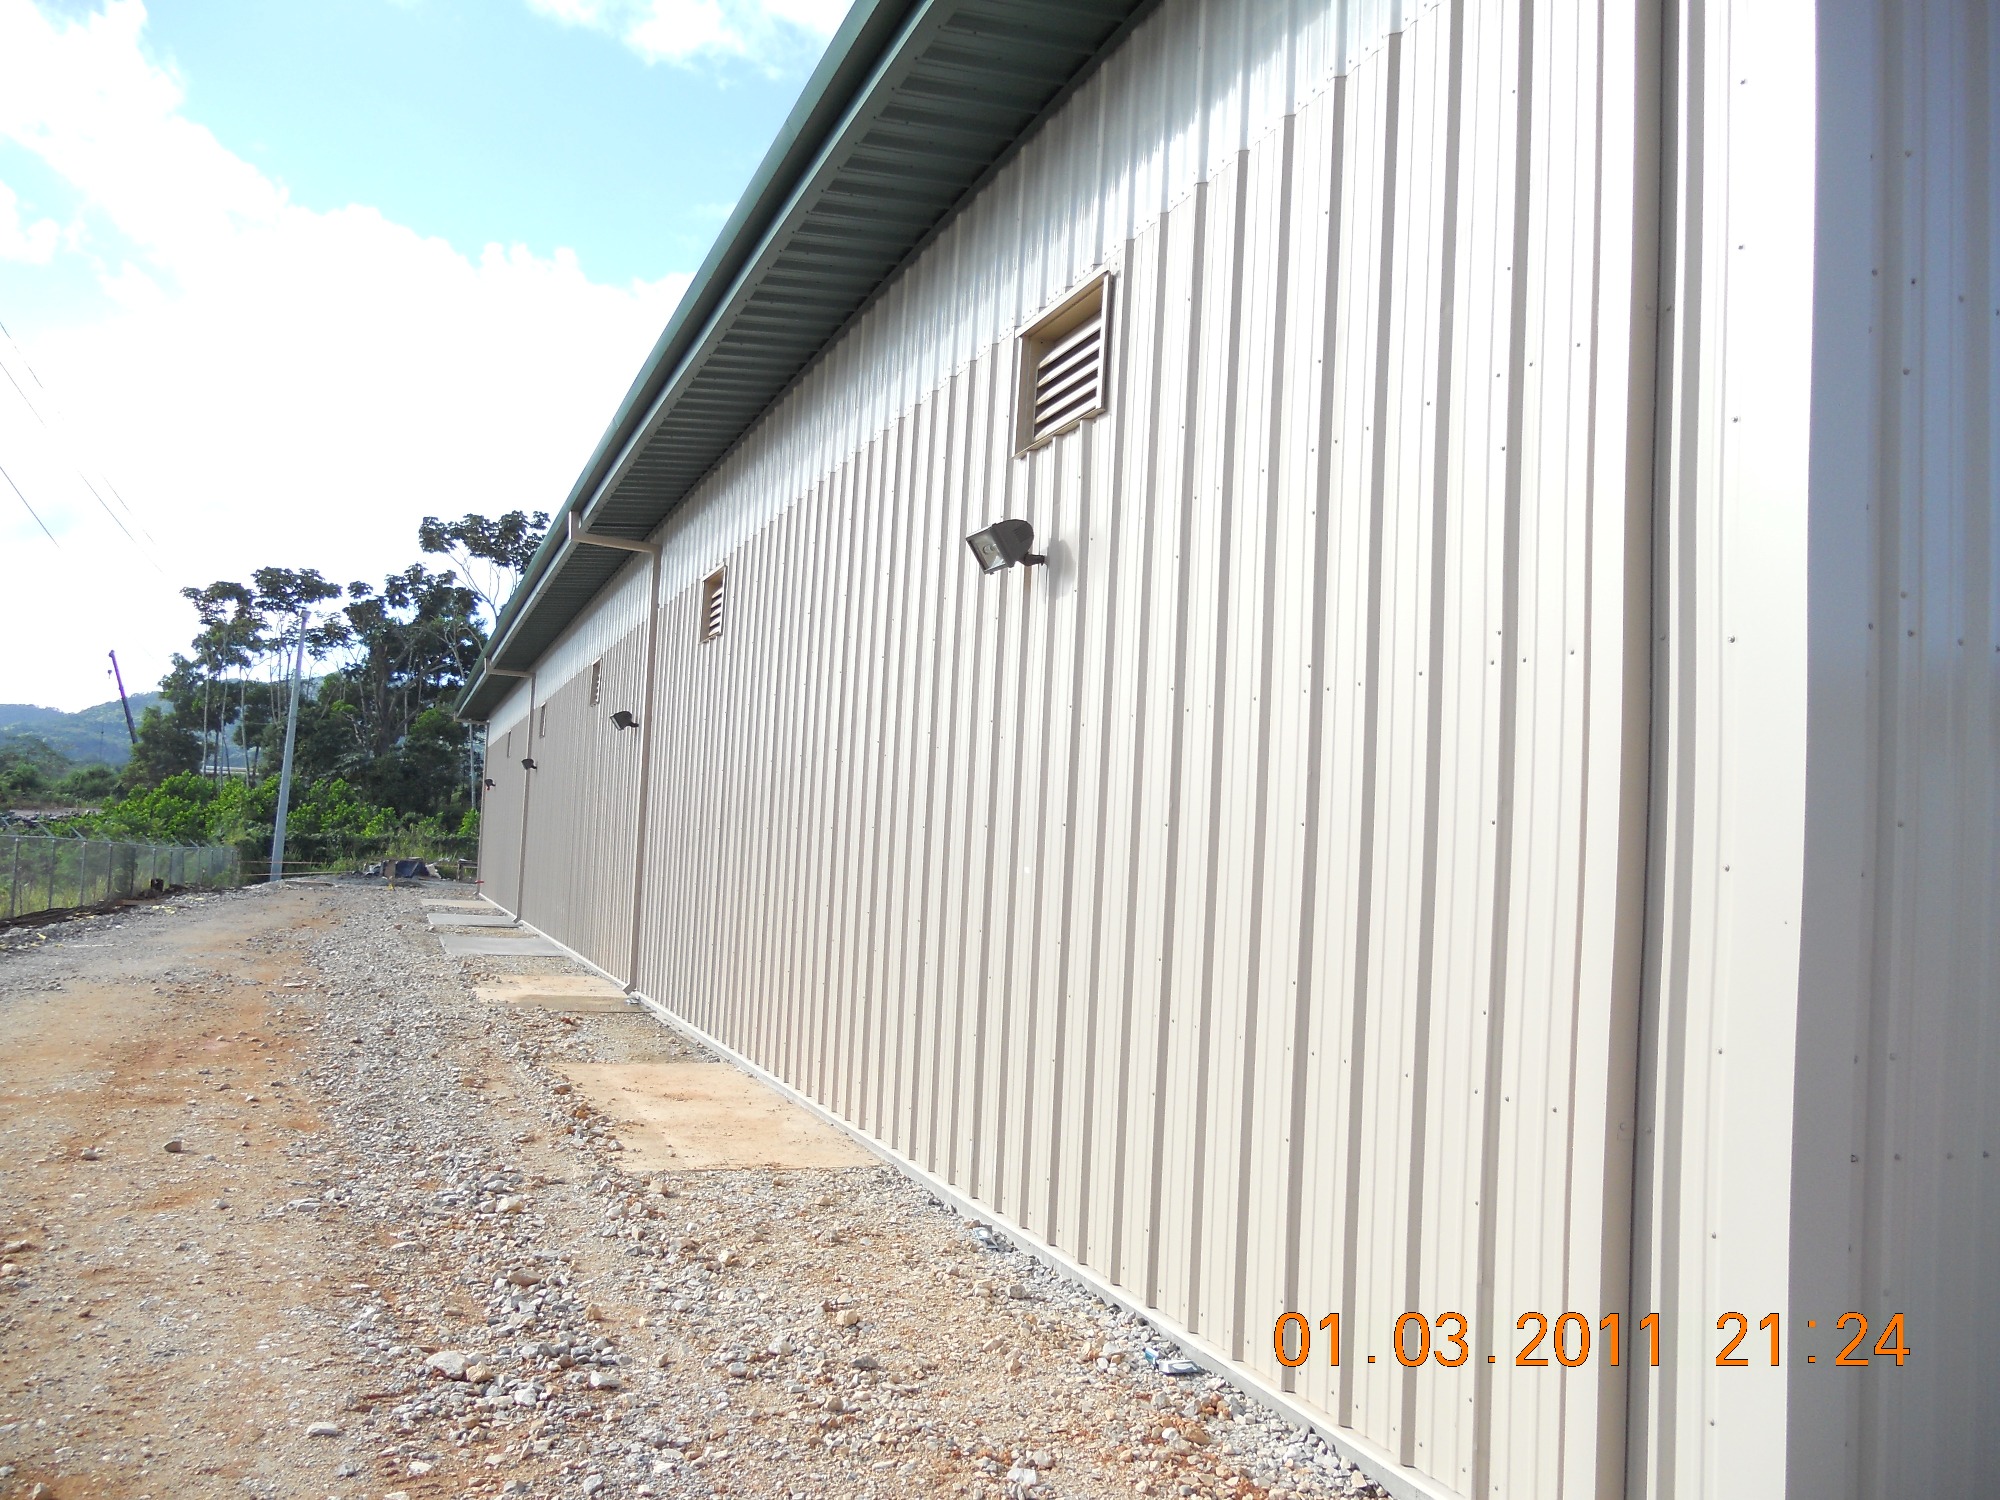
459,0,1159,721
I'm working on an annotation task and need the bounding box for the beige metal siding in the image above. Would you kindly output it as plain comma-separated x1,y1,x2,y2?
1625,2,1999,1497
1786,1,2000,1497
486,0,1995,1494
478,713,529,913
555,1,1660,1493
477,559,652,945
1623,0,1820,1494
514,623,649,974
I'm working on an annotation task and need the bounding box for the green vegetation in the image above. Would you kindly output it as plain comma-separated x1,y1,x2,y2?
86,770,480,871
0,694,163,766
0,736,119,807
9,511,546,877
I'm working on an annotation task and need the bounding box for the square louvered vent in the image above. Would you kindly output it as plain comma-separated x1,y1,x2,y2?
1017,274,1111,453
698,568,726,643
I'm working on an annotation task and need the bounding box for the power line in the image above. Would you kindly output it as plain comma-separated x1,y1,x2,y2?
0,318,47,390
0,457,59,547
0,315,162,557
0,342,146,550
102,478,148,536
0,358,143,548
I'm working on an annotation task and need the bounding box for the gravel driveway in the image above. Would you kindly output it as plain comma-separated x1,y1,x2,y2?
0,882,1385,1500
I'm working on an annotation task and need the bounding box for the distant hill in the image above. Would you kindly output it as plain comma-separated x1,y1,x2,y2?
0,694,164,766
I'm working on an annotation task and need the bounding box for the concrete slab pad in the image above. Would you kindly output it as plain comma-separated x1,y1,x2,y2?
487,974,624,996
476,987,632,1013
425,912,519,928
554,1062,874,1171
478,972,629,1013
436,932,563,957
422,900,494,911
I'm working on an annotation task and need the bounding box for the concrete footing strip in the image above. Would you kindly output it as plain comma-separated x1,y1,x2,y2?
435,932,562,956
467,904,1445,1500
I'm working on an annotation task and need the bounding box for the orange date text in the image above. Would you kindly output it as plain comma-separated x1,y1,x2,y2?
1272,1312,1910,1369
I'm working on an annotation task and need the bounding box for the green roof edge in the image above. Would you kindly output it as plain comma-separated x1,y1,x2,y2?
458,0,1158,720
461,0,926,720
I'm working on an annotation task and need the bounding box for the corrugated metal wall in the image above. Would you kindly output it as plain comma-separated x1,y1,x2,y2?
1623,0,1819,1496
549,0,1658,1493
479,712,527,915
479,558,652,963
480,0,1996,1495
1784,1,1999,1498
1614,0,1998,1496
514,619,650,975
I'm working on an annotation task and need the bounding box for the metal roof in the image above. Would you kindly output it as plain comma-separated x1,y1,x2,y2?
460,0,1157,720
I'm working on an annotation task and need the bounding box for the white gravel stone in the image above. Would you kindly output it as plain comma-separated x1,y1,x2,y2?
0,883,1387,1500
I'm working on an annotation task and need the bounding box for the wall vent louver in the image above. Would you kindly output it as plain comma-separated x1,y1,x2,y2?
1017,274,1111,452
699,568,726,643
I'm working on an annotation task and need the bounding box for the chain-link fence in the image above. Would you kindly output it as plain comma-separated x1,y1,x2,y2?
238,835,478,884
1,835,241,922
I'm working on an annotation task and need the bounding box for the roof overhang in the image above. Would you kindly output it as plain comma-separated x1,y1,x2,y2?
459,0,1157,721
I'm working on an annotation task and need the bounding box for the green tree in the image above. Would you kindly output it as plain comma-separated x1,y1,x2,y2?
0,739,118,809
64,512,532,863
417,509,549,629
0,735,65,804
252,567,348,661
57,762,119,803
246,565,348,781
119,705,202,794
358,707,471,819
99,770,229,843
338,565,483,761
180,580,264,779
232,564,481,822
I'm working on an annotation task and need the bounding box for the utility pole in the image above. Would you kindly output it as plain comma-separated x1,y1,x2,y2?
266,612,308,884
108,651,137,744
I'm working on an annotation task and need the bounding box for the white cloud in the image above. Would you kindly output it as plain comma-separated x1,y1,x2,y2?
524,0,850,67
0,0,690,711
0,181,61,262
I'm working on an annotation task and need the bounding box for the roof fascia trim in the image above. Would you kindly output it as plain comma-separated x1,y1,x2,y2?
458,0,1163,721
574,0,957,535
479,0,926,661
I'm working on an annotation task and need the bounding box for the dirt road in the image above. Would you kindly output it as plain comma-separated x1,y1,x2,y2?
0,883,1381,1500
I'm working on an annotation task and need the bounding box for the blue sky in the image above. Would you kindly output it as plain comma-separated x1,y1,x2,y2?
124,0,816,286
0,0,849,709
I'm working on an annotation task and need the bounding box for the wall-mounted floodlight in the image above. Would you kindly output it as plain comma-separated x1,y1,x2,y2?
520,758,538,771
965,518,1045,574
609,710,639,731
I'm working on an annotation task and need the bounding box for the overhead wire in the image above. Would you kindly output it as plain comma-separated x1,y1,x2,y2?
0,457,59,546
0,314,163,559
1,316,147,518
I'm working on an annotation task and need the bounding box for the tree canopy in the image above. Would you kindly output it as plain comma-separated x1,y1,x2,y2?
417,509,549,629
18,510,550,870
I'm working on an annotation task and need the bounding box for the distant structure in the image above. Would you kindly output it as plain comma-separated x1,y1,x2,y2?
109,650,138,744
457,2,1998,1495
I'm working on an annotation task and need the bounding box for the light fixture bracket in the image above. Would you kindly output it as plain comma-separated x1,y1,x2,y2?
965,518,1046,575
